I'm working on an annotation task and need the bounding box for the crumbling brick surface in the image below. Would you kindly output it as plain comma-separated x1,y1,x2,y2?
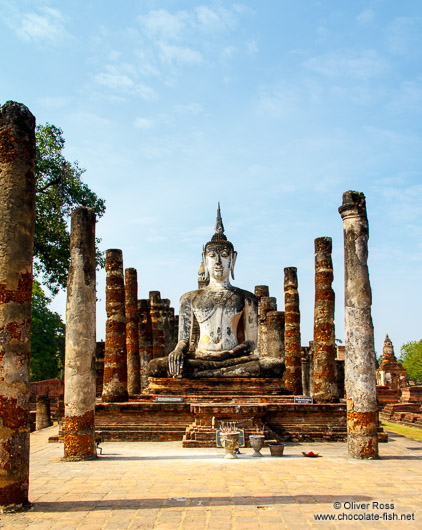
313,237,338,403
0,101,35,509
125,268,140,395
284,268,302,395
102,249,128,402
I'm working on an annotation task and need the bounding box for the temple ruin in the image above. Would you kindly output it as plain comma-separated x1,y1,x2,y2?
93,206,356,446
0,99,394,509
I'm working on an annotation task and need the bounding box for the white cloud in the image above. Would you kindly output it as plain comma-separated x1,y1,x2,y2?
158,43,203,65
247,40,258,54
38,96,68,108
135,4,250,73
108,50,121,61
135,50,160,77
316,25,329,42
5,5,71,45
134,117,154,129
194,5,236,33
304,49,388,79
174,103,203,114
138,9,188,42
94,64,157,101
356,9,374,26
256,84,300,119
386,17,422,55
387,79,422,113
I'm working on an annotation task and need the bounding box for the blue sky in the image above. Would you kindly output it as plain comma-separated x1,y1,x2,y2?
1,0,421,356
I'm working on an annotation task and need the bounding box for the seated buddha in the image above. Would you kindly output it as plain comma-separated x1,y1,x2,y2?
148,205,285,379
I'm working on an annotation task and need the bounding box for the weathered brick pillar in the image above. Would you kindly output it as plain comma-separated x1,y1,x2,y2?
95,341,105,397
125,268,140,395
284,267,302,394
64,207,97,460
254,285,269,300
266,311,285,361
150,291,166,359
102,249,128,402
339,190,378,459
138,299,153,389
36,395,52,430
0,101,35,509
167,306,177,354
162,298,172,355
313,237,338,403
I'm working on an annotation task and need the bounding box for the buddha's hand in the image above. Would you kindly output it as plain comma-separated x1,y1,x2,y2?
168,340,188,377
229,341,254,356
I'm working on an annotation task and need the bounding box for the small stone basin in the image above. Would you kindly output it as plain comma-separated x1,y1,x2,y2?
268,443,285,457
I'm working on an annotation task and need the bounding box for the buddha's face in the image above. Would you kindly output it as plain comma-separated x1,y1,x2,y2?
204,244,235,282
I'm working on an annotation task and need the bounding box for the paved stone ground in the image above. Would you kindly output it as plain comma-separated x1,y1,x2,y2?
1,425,421,529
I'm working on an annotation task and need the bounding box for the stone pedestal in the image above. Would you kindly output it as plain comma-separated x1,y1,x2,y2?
339,191,378,459
0,101,36,509
36,395,52,430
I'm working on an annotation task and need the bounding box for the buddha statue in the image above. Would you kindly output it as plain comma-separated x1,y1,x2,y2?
148,205,285,379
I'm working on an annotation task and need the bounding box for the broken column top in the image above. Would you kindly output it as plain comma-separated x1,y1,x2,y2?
284,267,298,286
315,236,332,252
338,190,367,218
254,285,270,299
0,100,35,131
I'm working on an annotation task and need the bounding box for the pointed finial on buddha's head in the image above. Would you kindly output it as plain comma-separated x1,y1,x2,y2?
215,202,224,235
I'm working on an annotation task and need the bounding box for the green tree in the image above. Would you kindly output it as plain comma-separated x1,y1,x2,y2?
35,123,106,294
400,340,422,382
31,281,65,382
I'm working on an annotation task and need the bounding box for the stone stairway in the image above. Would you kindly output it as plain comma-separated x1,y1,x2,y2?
380,402,422,429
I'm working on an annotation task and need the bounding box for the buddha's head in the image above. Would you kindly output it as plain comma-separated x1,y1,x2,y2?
202,204,237,284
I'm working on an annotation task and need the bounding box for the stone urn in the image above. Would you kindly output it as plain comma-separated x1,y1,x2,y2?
249,435,265,457
268,443,285,457
220,432,240,459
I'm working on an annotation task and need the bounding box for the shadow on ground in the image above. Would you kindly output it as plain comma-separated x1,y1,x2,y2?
30,495,373,512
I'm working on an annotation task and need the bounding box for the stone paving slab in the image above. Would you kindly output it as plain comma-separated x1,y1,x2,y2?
0,426,421,529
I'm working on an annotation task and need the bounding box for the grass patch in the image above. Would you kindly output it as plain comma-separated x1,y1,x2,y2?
381,421,422,442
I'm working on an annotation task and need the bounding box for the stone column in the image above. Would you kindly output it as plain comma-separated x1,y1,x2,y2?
339,190,378,459
257,296,277,356
102,249,128,402
36,395,52,430
162,298,172,355
125,268,140,395
284,267,302,394
150,291,166,359
95,341,105,397
313,237,338,403
64,207,97,460
266,311,285,361
0,101,35,509
138,299,153,389
301,346,311,397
